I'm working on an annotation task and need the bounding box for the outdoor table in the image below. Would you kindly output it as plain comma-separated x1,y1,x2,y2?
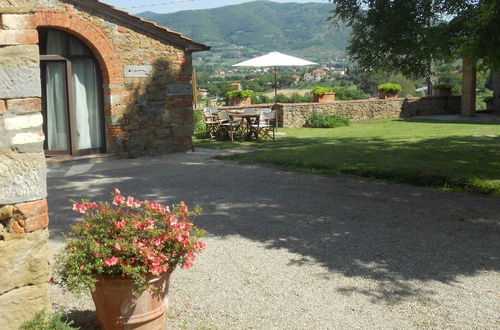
229,112,259,141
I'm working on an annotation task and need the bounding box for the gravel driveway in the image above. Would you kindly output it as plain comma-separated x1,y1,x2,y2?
47,148,500,329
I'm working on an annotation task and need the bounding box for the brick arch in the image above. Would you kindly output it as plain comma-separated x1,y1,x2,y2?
34,10,124,85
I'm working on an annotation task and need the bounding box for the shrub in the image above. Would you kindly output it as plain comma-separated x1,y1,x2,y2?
483,95,493,102
377,83,402,93
304,113,350,128
311,86,335,96
193,110,205,134
226,89,255,100
21,309,76,330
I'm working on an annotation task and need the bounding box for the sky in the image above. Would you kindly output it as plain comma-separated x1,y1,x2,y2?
104,0,328,14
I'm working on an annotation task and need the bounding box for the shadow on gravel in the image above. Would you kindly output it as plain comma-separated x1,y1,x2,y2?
47,152,500,305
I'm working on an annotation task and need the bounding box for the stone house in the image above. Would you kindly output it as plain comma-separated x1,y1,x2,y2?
0,0,208,328
3,0,209,159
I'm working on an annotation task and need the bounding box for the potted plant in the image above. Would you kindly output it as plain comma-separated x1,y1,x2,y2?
483,95,494,110
312,87,336,103
226,89,254,106
378,83,401,99
432,83,452,97
55,189,206,330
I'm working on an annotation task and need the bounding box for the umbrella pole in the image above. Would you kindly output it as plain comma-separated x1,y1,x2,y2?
274,66,277,100
274,66,278,132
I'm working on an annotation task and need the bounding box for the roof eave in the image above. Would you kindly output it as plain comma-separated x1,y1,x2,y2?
73,0,210,52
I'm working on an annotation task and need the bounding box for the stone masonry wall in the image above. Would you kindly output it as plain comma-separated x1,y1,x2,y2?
0,1,51,329
36,0,196,157
280,96,461,127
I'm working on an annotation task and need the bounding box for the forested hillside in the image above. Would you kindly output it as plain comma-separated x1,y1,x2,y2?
139,1,349,67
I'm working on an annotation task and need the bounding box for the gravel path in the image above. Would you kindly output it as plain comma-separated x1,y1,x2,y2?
47,148,500,329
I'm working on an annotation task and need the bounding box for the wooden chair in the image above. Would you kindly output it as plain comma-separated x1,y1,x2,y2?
203,108,220,139
217,110,241,141
251,110,276,141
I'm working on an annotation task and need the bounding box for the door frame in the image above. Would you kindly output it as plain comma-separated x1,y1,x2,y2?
40,54,106,156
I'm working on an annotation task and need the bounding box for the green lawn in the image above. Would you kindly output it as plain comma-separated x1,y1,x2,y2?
194,118,500,196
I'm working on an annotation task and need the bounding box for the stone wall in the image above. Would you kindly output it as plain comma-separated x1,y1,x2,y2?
34,0,200,157
279,96,461,127
0,1,51,328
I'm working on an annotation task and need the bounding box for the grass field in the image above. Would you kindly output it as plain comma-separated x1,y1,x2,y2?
194,118,500,196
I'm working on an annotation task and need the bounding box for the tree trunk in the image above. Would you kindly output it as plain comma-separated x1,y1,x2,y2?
460,57,476,116
492,68,500,115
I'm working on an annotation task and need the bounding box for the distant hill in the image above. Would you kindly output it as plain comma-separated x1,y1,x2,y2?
139,1,350,67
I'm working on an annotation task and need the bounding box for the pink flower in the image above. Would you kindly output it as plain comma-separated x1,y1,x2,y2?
86,202,98,209
114,188,121,195
132,221,144,230
194,241,206,252
149,264,167,276
103,256,119,267
79,265,85,270
144,218,155,230
134,200,141,208
114,243,122,251
72,203,87,214
169,216,178,226
114,220,126,231
126,196,135,207
182,260,193,269
112,194,125,206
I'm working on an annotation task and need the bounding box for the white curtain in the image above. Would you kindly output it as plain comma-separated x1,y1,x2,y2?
46,62,68,150
46,31,68,151
72,59,101,149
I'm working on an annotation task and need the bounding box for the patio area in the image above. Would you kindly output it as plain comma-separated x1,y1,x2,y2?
46,148,499,329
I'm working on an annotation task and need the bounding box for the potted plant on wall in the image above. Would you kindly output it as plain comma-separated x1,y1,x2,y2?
226,89,255,106
483,95,494,110
312,87,336,103
55,189,206,330
432,83,452,97
378,83,401,99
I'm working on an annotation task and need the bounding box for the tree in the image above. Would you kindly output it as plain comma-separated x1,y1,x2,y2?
328,0,500,113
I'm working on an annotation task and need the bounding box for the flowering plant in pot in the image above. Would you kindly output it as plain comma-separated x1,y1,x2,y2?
226,89,254,106
55,189,206,329
432,83,452,97
378,83,401,99
312,86,336,103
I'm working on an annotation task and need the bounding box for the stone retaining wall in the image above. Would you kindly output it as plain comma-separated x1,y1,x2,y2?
200,97,460,128
0,1,51,328
279,96,461,127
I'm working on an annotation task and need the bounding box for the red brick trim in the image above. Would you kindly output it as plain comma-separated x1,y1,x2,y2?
34,10,124,85
11,199,49,233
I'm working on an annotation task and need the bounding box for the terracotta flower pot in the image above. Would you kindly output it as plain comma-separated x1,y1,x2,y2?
91,271,172,330
313,92,336,103
230,96,252,106
378,90,398,99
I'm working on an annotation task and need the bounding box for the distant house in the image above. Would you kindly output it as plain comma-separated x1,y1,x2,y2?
303,73,315,81
231,82,243,90
312,69,325,80
198,88,210,97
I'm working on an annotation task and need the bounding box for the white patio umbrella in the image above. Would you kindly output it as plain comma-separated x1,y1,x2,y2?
232,51,317,100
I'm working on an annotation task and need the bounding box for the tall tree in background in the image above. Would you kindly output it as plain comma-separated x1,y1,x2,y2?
328,0,500,115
